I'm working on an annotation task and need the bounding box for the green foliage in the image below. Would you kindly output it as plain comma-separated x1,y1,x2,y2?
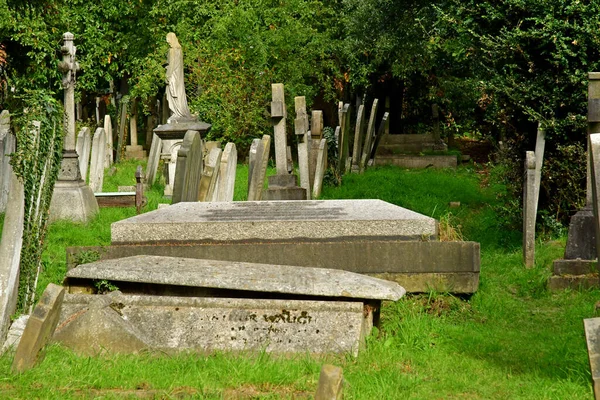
9,90,64,312
93,279,118,294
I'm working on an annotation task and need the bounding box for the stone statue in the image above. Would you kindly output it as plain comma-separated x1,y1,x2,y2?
165,33,194,123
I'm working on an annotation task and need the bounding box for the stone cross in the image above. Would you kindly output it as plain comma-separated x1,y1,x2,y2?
57,32,80,152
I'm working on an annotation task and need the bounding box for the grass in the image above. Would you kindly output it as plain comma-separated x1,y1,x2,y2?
0,162,597,399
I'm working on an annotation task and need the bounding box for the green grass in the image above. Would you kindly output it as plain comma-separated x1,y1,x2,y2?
0,162,596,399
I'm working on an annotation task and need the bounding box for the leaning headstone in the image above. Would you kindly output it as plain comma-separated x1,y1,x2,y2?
315,364,343,400
295,96,311,199
76,127,92,181
351,104,365,173
0,172,24,346
145,133,162,186
590,133,600,262
360,99,379,173
369,112,389,163
0,110,15,213
337,104,351,174
172,130,203,204
12,283,65,373
585,318,600,400
247,135,271,201
533,124,546,217
103,115,113,168
198,147,221,202
89,128,106,193
312,139,328,199
215,143,237,202
247,138,261,192
523,151,536,268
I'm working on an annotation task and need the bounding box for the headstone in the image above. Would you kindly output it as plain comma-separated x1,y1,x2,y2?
145,133,162,186
0,172,24,346
360,99,379,173
116,101,127,163
311,110,323,139
585,318,600,400
49,32,98,222
298,142,311,199
312,139,328,199
163,139,182,197
103,115,113,168
370,112,389,162
215,142,237,202
590,133,600,262
247,135,271,201
271,83,288,175
315,364,343,400
172,130,203,204
111,199,438,244
12,283,65,373
351,104,365,172
125,99,147,159
247,138,261,192
202,141,221,167
76,127,92,181
198,147,221,202
0,110,15,213
523,151,536,268
533,125,546,217
2,315,29,352
337,104,350,174
89,128,106,193
295,97,311,199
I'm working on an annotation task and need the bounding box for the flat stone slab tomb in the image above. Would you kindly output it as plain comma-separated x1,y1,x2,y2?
56,255,406,356
111,199,438,244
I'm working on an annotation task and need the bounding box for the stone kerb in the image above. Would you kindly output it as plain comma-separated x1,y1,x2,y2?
89,128,106,193
172,130,203,204
0,172,24,346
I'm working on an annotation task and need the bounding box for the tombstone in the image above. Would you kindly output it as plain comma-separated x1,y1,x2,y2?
198,147,221,202
351,104,366,172
585,318,600,400
125,99,147,159
295,96,311,199
311,110,323,140
312,139,328,199
48,34,98,222
214,142,237,202
115,100,127,163
162,139,182,197
172,130,203,204
103,115,113,168
590,133,600,262
0,110,15,213
523,151,536,268
12,284,65,373
370,112,389,162
337,104,350,174
247,135,271,201
533,125,546,217
145,133,162,186
247,138,261,192
89,128,106,193
57,255,406,356
360,99,379,173
0,172,24,347
271,83,288,175
315,364,343,400
298,142,311,200
202,141,221,168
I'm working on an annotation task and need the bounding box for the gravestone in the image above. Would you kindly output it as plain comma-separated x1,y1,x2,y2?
247,135,271,201
311,110,323,140
523,151,536,267
585,318,600,400
0,172,24,347
145,133,162,186
215,142,237,202
360,99,379,173
172,130,203,204
369,112,389,164
0,110,15,213
312,139,327,199
271,83,288,175
351,104,365,173
295,97,311,199
89,128,106,193
125,100,147,160
12,284,65,373
111,199,437,243
315,364,343,400
247,138,260,191
76,127,92,180
590,133,600,262
104,115,113,168
198,147,221,202
57,255,406,356
337,104,350,174
162,139,182,197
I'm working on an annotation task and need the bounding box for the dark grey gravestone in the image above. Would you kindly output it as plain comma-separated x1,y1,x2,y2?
171,130,203,204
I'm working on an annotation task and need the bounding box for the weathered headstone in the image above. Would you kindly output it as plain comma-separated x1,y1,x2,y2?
0,110,15,213
49,32,98,222
103,115,113,168
116,100,127,163
247,135,271,201
360,99,379,173
76,127,92,180
12,283,65,373
247,138,261,192
590,133,600,262
295,96,311,199
533,124,546,217
125,99,147,159
311,110,323,140
523,151,536,267
198,147,221,202
89,128,106,193
163,139,182,196
0,172,24,347
370,112,389,163
337,104,350,174
298,142,311,199
312,139,327,199
315,364,343,400
585,318,600,400
271,83,288,175
172,130,203,204
215,142,237,202
351,104,365,173
145,133,162,186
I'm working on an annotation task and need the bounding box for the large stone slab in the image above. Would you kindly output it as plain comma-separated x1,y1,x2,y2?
66,255,405,301
111,200,438,243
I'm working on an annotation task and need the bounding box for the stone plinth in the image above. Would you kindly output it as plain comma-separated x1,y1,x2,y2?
111,199,438,244
153,121,211,141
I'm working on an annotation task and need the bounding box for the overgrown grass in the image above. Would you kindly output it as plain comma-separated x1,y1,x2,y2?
0,162,597,399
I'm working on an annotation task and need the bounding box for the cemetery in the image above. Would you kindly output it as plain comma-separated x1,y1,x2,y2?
0,1,600,398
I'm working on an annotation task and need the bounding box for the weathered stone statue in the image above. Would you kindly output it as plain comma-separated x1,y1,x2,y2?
165,33,194,123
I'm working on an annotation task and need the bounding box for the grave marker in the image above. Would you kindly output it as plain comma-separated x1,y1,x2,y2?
172,130,203,204
0,110,15,213
247,135,271,201
198,147,221,202
248,138,260,191
360,99,379,173
315,364,343,400
103,115,113,168
312,139,327,199
351,104,365,173
89,128,106,193
145,133,162,185
590,133,600,262
76,127,92,180
271,84,288,175
215,142,237,202
295,96,311,199
311,110,323,139
523,151,536,267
